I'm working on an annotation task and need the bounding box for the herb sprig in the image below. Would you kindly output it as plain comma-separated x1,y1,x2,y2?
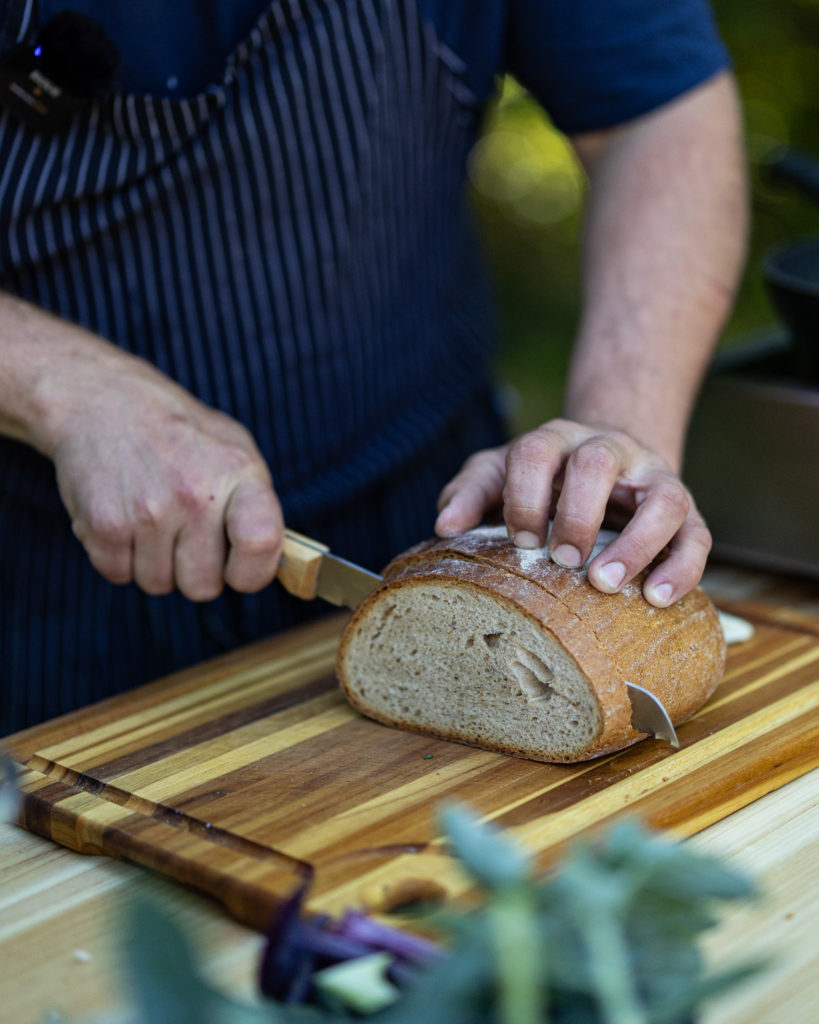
36,804,762,1024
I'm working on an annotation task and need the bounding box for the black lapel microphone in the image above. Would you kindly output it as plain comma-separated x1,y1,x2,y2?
0,11,121,129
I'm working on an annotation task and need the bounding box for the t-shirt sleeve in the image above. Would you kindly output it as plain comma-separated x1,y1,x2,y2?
506,0,731,135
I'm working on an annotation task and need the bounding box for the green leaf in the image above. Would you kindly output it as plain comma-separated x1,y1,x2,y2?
124,895,302,1024
0,753,21,824
439,803,531,890
209,988,346,1024
313,954,399,1015
593,821,756,904
489,885,546,1024
125,895,215,1024
645,963,767,1024
533,821,761,1023
373,922,494,1024
123,894,310,1024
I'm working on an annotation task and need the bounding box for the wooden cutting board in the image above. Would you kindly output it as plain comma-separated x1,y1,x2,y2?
7,601,819,930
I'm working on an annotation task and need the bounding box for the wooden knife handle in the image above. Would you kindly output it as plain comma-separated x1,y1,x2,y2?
278,529,330,601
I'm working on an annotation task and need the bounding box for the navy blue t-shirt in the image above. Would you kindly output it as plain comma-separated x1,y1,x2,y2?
39,0,728,132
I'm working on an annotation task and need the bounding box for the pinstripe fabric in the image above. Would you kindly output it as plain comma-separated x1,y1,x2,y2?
0,0,504,733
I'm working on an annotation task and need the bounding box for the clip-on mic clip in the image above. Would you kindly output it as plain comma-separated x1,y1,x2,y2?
0,11,120,129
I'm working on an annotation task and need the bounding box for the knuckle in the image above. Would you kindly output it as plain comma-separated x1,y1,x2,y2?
131,496,164,530
554,510,598,537
224,419,261,455
570,439,618,476
173,480,213,515
603,428,631,449
501,487,544,519
627,536,661,568
224,435,261,469
221,418,253,446
83,512,131,548
171,466,238,516
234,531,282,560
509,432,553,466
652,481,690,521
686,521,713,555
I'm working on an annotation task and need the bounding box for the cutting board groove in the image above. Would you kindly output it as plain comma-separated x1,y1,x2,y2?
7,606,819,929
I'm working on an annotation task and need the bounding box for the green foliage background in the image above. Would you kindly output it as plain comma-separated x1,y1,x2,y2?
472,0,819,434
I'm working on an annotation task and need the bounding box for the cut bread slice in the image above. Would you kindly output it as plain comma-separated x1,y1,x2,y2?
336,527,726,763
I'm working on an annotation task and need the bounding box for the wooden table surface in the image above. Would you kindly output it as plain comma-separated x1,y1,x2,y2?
2,563,817,1024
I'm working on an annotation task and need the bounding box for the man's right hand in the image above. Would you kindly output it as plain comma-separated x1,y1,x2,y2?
53,375,285,600
1,295,284,600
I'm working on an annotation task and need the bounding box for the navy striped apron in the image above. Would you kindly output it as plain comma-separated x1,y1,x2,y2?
0,0,505,733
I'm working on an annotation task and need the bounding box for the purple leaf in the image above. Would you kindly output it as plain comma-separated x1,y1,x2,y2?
334,911,442,965
259,881,312,1000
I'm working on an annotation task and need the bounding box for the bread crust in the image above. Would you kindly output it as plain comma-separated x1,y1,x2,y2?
336,530,726,762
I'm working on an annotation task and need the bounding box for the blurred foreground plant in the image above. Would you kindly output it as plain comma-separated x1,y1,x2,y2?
0,752,21,824
56,809,761,1024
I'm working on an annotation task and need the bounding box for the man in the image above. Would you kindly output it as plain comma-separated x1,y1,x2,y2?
0,0,747,733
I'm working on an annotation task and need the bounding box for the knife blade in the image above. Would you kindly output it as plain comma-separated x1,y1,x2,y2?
625,682,680,747
277,530,680,745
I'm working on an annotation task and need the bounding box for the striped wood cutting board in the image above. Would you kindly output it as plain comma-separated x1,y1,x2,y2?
7,601,819,930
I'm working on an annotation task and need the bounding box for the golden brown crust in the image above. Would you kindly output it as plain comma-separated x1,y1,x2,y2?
381,533,726,728
337,530,726,762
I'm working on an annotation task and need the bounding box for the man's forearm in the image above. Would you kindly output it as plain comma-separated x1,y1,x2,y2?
566,72,748,472
0,291,152,456
436,72,748,604
0,292,67,452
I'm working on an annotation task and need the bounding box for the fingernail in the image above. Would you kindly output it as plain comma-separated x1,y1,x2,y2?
514,530,541,549
551,543,582,568
597,561,626,591
648,582,674,606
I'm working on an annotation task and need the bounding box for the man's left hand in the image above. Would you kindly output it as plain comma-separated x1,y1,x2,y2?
434,418,712,607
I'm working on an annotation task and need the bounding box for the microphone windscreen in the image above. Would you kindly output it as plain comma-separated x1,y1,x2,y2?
36,10,121,99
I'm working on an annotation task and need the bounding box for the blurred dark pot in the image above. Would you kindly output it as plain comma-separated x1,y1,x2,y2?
763,237,819,381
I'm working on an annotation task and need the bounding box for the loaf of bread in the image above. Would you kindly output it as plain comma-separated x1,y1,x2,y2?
336,526,726,763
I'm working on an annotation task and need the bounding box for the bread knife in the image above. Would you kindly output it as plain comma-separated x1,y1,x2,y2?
623,682,679,747
277,530,680,747
277,530,382,609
